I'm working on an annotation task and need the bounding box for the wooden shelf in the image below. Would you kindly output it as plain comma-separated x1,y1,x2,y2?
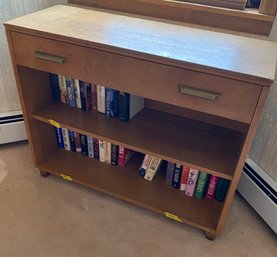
30,102,244,180
37,148,223,233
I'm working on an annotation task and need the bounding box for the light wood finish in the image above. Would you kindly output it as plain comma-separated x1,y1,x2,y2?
5,5,277,85
259,0,277,16
68,0,274,35
5,5,277,238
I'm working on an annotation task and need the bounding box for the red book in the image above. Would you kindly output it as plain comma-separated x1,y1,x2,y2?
118,146,133,167
206,175,219,200
180,167,190,191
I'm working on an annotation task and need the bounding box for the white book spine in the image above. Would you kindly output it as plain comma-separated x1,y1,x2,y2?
129,94,144,119
105,141,111,164
87,136,94,158
144,157,162,181
99,139,106,162
61,128,71,151
58,75,67,103
74,79,82,108
97,85,106,113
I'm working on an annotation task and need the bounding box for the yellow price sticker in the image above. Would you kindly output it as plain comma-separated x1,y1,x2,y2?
60,174,73,181
49,119,61,128
164,212,183,223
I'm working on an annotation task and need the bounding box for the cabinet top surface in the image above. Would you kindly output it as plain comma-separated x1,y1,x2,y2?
5,4,277,85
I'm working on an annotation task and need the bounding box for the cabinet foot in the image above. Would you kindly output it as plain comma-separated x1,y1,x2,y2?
204,231,216,241
39,170,50,177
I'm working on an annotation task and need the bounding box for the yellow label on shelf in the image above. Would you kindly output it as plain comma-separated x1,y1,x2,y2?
49,119,61,128
60,174,73,181
164,212,183,223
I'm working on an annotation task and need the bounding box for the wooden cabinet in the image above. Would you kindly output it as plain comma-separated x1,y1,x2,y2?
5,4,277,239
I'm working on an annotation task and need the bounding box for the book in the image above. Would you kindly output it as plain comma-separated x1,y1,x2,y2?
74,79,82,108
180,167,190,191
61,128,71,151
118,92,144,121
66,77,76,107
99,139,106,162
138,154,153,177
97,85,106,113
87,136,94,158
215,178,230,201
111,144,119,166
106,88,118,118
185,168,199,197
55,127,64,148
105,141,111,164
93,138,100,160
206,175,219,200
58,75,67,103
68,130,76,152
195,171,210,198
74,132,81,153
85,82,92,111
49,73,60,101
80,134,88,156
144,157,162,181
91,84,97,111
79,80,87,111
172,164,182,189
118,146,134,167
166,161,175,184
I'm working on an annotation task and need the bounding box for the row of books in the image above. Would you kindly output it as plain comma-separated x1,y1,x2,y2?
49,73,144,121
56,127,134,167
166,162,230,201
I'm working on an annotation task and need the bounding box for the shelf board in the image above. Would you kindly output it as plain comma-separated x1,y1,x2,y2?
37,148,223,233
31,102,244,180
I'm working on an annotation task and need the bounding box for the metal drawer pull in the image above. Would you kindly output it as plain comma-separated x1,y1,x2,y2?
178,84,221,101
35,51,66,64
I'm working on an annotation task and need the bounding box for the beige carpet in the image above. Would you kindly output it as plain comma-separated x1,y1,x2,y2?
0,141,276,257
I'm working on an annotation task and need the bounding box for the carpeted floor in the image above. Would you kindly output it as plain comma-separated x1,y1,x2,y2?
0,141,276,257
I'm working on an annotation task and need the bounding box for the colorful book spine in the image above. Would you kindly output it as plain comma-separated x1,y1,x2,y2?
185,168,199,197
206,175,219,200
49,73,60,101
85,82,92,111
97,85,106,114
93,138,99,160
105,141,111,164
144,157,162,181
74,79,82,108
55,127,64,148
66,77,76,107
195,171,210,198
118,146,134,167
111,144,119,166
80,134,88,156
138,154,153,177
61,128,71,151
68,130,76,152
172,164,182,189
165,162,174,184
180,167,190,191
79,80,87,111
87,136,94,158
215,178,230,201
91,84,97,111
74,132,81,153
99,139,106,162
106,88,118,118
58,75,67,103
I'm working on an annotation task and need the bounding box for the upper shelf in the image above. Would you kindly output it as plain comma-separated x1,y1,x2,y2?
4,5,277,86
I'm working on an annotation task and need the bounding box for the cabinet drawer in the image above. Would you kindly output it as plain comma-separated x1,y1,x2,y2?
12,32,261,123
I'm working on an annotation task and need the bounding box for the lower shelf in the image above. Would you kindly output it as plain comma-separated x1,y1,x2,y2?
38,148,224,233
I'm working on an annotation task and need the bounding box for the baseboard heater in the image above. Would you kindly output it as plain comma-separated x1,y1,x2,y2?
0,111,27,144
237,157,277,234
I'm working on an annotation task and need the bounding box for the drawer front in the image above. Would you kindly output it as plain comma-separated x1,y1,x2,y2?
12,32,261,123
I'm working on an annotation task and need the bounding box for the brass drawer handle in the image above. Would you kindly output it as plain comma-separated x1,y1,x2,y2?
178,84,221,101
35,51,66,64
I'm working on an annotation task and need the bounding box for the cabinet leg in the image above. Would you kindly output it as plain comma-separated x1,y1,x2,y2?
204,231,216,241
39,170,50,177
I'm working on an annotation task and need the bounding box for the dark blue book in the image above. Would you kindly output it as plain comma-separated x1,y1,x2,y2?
80,134,88,156
79,81,87,111
49,73,60,101
172,164,182,189
118,92,130,121
68,130,76,152
55,127,64,148
66,77,77,107
106,88,118,118
215,178,230,201
111,144,119,165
